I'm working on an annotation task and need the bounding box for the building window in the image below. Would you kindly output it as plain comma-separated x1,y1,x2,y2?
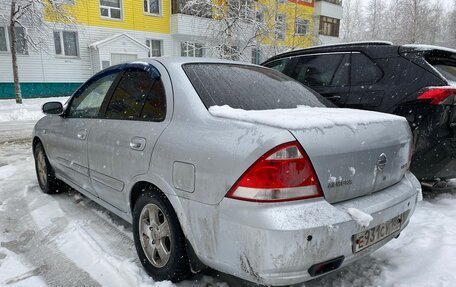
319,16,340,37
255,6,264,22
53,31,79,57
100,0,122,19
144,0,160,14
228,0,254,21
275,14,286,40
277,0,286,4
146,39,162,57
14,27,28,55
181,42,203,57
295,18,310,35
1,26,28,55
0,27,7,52
252,47,261,64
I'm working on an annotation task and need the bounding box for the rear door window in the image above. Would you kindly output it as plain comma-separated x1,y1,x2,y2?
183,63,331,110
350,53,383,85
264,58,289,73
105,68,166,121
290,54,349,87
426,56,456,84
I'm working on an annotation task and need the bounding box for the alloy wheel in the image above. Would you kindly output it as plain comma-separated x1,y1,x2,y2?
139,203,172,268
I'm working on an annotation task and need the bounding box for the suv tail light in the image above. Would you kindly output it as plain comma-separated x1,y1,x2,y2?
416,86,456,105
226,142,323,202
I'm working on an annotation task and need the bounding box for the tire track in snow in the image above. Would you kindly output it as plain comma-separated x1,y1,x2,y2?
0,142,232,287
0,142,101,287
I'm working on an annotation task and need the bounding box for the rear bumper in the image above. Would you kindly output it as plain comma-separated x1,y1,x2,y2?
194,172,421,286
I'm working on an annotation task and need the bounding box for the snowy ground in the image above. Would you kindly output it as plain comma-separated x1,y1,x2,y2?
0,98,455,287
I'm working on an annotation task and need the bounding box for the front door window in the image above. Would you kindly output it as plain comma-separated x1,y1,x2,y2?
67,72,119,118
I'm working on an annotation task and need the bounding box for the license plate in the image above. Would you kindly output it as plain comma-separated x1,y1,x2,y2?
352,213,404,253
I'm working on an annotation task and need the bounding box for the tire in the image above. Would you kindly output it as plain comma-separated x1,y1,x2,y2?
33,142,66,194
133,189,191,282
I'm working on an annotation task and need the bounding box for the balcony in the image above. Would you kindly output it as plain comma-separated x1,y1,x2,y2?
171,0,212,18
170,13,215,36
315,0,343,19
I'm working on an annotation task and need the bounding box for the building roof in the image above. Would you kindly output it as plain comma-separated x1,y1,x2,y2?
89,34,149,50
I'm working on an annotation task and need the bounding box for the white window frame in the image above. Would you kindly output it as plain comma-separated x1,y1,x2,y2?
53,30,80,58
146,39,163,57
181,42,203,57
275,14,286,40
144,0,162,16
295,18,310,36
251,47,261,64
0,26,10,53
99,0,123,20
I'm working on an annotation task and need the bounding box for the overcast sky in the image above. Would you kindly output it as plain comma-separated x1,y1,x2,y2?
359,0,454,9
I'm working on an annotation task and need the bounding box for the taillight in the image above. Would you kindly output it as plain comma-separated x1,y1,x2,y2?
416,86,456,105
226,142,323,202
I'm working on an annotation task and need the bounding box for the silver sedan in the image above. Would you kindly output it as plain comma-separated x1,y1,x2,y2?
33,57,421,286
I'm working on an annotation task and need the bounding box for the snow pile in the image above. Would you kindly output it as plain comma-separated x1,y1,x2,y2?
347,208,374,227
209,105,406,132
0,97,68,123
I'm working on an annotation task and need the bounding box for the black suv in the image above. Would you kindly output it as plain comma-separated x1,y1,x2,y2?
262,42,456,190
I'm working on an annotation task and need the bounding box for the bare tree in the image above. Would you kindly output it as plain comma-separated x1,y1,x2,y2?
365,0,386,40
445,0,456,48
183,0,315,62
341,0,363,42
341,0,455,48
182,0,265,61
6,0,75,104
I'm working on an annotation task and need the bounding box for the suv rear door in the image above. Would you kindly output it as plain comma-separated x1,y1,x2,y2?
264,52,386,110
87,61,171,212
348,52,385,110
266,53,351,106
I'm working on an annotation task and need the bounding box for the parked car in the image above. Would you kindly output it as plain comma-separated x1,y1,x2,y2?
33,58,421,286
262,42,456,191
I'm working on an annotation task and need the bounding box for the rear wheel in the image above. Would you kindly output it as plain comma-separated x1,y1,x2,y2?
133,189,191,282
33,142,66,194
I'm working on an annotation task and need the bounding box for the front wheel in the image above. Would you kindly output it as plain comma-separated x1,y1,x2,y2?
133,190,191,282
33,142,66,194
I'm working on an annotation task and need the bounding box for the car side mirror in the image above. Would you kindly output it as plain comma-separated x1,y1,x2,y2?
42,102,63,115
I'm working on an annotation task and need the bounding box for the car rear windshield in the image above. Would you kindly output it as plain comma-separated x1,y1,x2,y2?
182,63,331,110
426,55,456,85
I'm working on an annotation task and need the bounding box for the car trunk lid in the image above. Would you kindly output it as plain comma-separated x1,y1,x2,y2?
209,106,412,203
289,111,412,203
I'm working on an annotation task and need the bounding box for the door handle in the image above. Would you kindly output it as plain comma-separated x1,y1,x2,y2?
77,129,87,140
129,137,146,151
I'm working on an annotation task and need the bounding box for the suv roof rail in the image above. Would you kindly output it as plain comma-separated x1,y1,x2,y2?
262,41,394,64
312,41,394,49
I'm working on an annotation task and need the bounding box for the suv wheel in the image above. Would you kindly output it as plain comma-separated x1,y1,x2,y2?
133,190,191,282
33,142,66,194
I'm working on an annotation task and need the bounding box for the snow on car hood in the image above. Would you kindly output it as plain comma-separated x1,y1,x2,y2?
209,105,407,132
